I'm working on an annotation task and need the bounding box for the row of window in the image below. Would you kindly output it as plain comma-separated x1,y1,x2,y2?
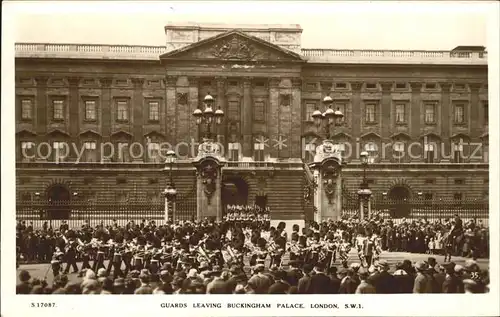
305,101,488,125
19,139,487,164
304,82,477,91
19,97,489,127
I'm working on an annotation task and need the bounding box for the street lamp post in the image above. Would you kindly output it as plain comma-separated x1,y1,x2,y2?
193,93,224,141
312,96,344,141
164,150,177,223
358,151,372,220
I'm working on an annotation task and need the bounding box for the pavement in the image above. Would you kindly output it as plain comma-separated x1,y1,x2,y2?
17,250,489,287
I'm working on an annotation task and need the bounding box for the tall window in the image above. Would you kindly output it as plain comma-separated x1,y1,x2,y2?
454,104,465,124
117,101,129,121
227,101,240,121
254,142,265,161
20,141,35,161
424,103,436,124
335,103,346,123
365,104,376,123
148,101,159,121
84,100,96,121
117,142,130,162
21,99,32,120
254,101,265,122
424,142,436,163
484,101,488,124
393,142,405,162
395,103,406,123
334,142,346,159
364,142,377,163
453,140,464,163
304,142,316,163
148,142,161,162
53,141,67,161
84,141,97,162
228,142,240,161
53,100,64,120
305,103,316,122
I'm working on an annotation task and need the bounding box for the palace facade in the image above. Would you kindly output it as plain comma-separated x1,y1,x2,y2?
15,23,489,222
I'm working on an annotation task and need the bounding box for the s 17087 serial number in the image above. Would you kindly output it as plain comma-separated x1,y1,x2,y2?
31,303,56,308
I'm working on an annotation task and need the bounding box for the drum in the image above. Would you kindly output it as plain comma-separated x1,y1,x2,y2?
133,257,144,269
113,252,122,264
150,259,159,273
96,251,105,261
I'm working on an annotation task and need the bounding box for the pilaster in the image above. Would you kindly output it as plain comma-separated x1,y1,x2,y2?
216,76,226,146
242,77,253,158
268,78,281,158
67,77,81,142
99,77,113,143
350,81,363,143
131,77,145,144
291,78,302,158
165,76,177,143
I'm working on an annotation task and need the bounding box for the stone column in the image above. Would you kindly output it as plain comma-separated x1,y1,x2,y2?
350,81,363,159
34,76,49,136
216,77,226,146
367,199,372,219
268,78,281,159
99,77,113,146
165,76,177,143
67,77,80,138
291,78,302,158
131,78,145,143
380,82,393,137
242,77,253,158
188,77,199,145
469,83,481,138
359,199,365,220
438,82,451,162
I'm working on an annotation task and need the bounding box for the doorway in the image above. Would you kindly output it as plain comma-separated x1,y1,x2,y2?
388,185,411,218
47,184,71,219
222,177,249,212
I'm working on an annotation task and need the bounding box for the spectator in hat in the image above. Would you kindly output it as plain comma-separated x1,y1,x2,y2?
355,268,376,294
100,278,114,294
372,260,395,294
338,268,357,294
206,276,228,294
441,262,463,293
431,264,446,293
462,279,479,294
308,263,333,294
113,278,126,294
327,266,341,294
134,271,153,294
392,262,413,293
268,270,291,294
297,264,314,294
248,263,272,294
413,261,433,293
16,270,32,294
65,282,82,294
285,260,303,287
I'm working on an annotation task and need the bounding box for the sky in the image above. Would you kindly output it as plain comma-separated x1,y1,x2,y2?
8,1,493,50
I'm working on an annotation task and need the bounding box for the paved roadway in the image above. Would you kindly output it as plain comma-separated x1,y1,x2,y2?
17,250,489,287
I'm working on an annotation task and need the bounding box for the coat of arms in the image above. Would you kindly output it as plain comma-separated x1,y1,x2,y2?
211,36,257,60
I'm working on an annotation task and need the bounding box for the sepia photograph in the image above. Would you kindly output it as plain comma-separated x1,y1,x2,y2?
2,1,499,316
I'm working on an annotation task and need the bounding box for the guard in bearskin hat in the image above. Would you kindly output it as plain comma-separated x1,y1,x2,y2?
51,247,64,277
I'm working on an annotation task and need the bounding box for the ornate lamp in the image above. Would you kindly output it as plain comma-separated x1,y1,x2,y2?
193,93,224,140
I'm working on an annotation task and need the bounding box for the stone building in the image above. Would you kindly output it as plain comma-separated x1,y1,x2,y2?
15,23,489,223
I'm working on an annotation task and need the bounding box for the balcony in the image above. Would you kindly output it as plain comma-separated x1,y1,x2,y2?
15,43,488,65
301,49,487,65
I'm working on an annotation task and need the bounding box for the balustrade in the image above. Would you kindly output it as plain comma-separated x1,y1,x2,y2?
15,43,487,64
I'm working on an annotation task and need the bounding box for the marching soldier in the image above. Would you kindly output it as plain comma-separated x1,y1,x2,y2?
51,247,65,277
